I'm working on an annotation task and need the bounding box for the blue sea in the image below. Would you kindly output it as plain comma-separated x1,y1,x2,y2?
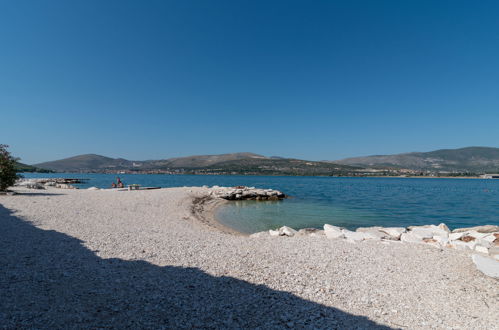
21,173,499,233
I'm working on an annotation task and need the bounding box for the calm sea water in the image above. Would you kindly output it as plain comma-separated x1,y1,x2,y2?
21,173,499,233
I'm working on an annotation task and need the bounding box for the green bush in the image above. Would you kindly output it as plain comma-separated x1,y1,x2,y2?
0,145,20,191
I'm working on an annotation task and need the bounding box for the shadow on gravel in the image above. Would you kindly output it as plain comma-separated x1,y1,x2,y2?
0,204,394,329
8,192,65,197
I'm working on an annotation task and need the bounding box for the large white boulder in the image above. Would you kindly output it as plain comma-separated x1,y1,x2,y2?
323,224,344,239
453,225,499,233
297,228,324,236
342,230,376,242
475,245,489,254
451,240,477,251
379,227,406,240
400,232,424,244
438,223,451,233
471,254,499,279
449,232,465,241
355,227,387,240
269,230,280,237
250,231,268,238
488,247,499,261
279,226,297,237
409,225,449,240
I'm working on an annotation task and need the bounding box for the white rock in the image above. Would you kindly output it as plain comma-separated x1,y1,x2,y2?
451,240,477,251
342,230,368,242
488,247,499,260
471,254,499,279
438,223,450,233
324,224,345,239
449,232,465,241
400,233,424,244
269,230,280,237
482,234,497,244
250,231,268,238
279,226,297,237
475,245,489,254
297,228,324,236
410,228,435,239
453,225,499,233
410,226,448,239
356,226,383,233
87,187,99,191
466,231,488,239
379,227,406,240
433,235,449,246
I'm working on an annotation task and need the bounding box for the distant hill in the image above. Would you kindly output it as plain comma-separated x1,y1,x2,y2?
14,162,52,173
148,152,267,169
35,154,134,172
33,152,362,176
336,147,499,173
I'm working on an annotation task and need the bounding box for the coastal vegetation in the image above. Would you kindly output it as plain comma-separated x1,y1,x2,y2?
0,145,19,191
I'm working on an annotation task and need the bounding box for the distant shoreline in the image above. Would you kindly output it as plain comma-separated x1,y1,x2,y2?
20,171,494,180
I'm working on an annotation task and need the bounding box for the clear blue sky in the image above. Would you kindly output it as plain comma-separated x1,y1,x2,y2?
1,1,499,164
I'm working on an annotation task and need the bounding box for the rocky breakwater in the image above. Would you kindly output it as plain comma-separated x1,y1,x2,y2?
251,223,499,279
209,186,286,201
16,178,81,190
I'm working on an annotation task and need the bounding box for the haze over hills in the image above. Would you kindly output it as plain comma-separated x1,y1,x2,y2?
31,146,499,175
34,152,362,176
335,146,499,173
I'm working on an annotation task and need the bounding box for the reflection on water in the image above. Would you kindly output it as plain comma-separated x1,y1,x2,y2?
22,173,499,233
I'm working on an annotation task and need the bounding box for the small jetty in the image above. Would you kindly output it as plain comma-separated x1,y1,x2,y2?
210,186,286,201
16,178,89,190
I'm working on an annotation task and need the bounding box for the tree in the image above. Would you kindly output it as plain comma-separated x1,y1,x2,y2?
0,144,19,191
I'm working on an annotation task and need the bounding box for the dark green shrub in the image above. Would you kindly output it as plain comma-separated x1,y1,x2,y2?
0,145,20,191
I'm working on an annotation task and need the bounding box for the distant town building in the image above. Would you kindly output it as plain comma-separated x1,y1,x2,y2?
481,174,499,179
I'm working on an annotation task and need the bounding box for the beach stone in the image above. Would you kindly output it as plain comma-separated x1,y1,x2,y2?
453,225,499,233
269,230,280,237
471,254,499,279
400,232,424,244
323,224,344,239
410,228,436,239
481,234,497,244
342,230,370,242
475,245,489,254
451,240,477,251
250,231,268,238
379,227,406,240
449,232,464,241
297,228,323,236
358,230,386,240
410,226,449,240
279,226,297,237
26,182,45,190
438,223,450,233
356,226,383,233
433,235,449,246
488,247,499,260
87,187,100,191
466,231,489,239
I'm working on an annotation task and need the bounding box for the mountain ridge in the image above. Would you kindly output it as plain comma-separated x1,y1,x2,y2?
335,146,499,172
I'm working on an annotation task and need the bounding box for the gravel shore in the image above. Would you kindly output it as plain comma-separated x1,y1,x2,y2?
1,187,498,329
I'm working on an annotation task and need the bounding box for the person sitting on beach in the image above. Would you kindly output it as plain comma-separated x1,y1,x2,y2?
111,182,117,188
116,177,124,188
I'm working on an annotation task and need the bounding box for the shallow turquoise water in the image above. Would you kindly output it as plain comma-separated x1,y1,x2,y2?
21,173,499,233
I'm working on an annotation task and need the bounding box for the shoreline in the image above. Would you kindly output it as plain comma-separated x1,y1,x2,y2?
188,194,243,236
1,186,498,328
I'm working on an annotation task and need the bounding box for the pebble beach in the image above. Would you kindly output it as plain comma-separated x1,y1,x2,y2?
1,186,498,329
